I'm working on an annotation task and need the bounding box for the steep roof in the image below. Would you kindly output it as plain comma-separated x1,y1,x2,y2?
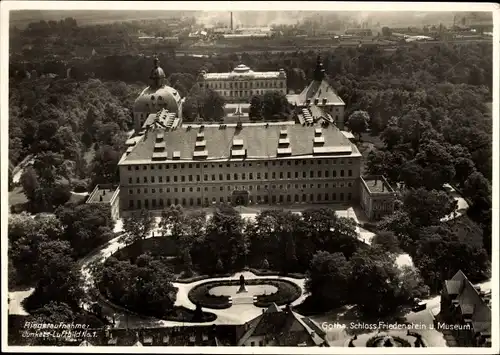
294,79,345,106
120,122,361,165
447,270,491,334
237,305,328,346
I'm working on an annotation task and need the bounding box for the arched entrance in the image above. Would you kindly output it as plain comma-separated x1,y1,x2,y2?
232,190,250,206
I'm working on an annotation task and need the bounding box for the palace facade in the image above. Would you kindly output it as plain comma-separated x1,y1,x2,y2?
118,121,362,215
197,64,287,103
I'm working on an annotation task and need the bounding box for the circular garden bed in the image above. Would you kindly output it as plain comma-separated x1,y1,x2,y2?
188,278,302,309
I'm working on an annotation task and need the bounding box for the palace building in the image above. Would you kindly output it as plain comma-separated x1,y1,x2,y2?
197,64,287,103
133,57,184,132
118,121,362,215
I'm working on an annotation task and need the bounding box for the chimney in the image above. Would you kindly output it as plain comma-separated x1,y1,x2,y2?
230,12,233,31
311,331,316,338
99,195,103,202
322,98,327,105
314,98,319,105
306,99,311,106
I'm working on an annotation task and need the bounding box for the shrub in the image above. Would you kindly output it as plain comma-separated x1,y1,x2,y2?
188,282,232,309
72,179,88,193
254,280,302,307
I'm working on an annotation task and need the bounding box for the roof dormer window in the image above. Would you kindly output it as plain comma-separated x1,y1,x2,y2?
151,95,155,100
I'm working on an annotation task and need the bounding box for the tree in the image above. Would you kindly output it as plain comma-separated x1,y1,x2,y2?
403,188,456,226
249,95,262,120
454,157,476,188
415,226,490,291
55,203,115,258
346,110,370,141
20,166,39,202
349,248,400,315
261,91,290,120
306,251,351,310
199,205,246,273
90,145,121,186
371,231,400,253
122,209,156,253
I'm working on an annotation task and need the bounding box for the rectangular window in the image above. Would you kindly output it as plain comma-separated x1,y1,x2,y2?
348,169,352,177
341,170,345,177
129,200,134,208
234,173,238,180
272,172,276,179
325,171,329,178
212,174,215,181
127,166,132,171
159,176,163,183
174,176,178,182
129,177,132,183
189,175,193,181
135,166,139,170
219,174,223,180
143,176,148,183
264,172,268,179
279,172,283,179
310,171,314,178
318,171,322,178
152,176,155,183
249,173,253,180
242,173,246,180
204,174,208,181
166,176,170,182
197,175,201,182
227,173,231,180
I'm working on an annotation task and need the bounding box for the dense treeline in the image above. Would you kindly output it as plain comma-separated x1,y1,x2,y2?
8,204,116,342
109,205,428,316
9,78,142,211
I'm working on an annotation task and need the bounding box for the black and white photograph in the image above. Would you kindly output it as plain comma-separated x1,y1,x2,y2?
1,1,498,352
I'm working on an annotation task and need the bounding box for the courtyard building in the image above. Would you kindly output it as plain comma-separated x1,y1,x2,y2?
85,184,121,221
359,175,396,221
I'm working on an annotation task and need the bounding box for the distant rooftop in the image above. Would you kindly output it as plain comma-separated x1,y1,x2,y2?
86,185,119,204
202,64,285,80
361,175,394,194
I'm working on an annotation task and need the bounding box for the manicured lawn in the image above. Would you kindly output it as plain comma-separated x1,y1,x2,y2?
188,278,302,309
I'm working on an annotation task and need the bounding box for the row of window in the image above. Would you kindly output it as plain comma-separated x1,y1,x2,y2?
126,159,355,171
215,89,285,97
203,80,285,90
128,192,353,209
128,181,355,195
127,169,354,185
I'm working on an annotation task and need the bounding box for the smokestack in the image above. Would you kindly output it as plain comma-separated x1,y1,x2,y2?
230,12,233,31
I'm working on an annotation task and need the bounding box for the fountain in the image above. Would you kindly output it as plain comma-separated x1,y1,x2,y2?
237,274,248,293
366,334,411,347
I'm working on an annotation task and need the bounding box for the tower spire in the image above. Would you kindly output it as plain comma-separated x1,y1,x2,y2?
313,53,325,81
